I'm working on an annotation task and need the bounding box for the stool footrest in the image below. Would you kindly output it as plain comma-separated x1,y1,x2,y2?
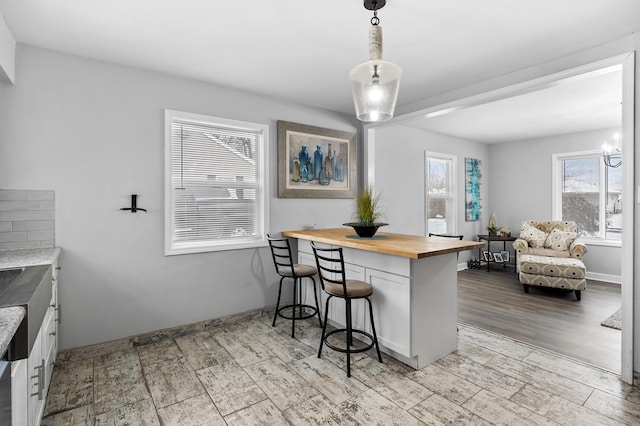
323,328,376,354
276,304,319,321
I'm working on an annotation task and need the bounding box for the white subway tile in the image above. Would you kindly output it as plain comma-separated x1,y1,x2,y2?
0,211,55,221
13,220,54,231
27,230,54,241
0,222,11,232
0,190,27,201
0,200,42,211
0,231,26,243
27,190,55,201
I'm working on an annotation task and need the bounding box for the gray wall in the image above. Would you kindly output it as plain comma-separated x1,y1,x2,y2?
0,45,361,350
490,128,622,280
369,125,490,265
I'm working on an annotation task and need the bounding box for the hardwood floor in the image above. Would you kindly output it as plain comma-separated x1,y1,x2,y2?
457,267,621,373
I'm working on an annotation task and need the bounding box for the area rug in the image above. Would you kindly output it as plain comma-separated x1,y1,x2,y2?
601,308,621,330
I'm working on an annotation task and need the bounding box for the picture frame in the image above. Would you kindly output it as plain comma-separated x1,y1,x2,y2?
482,251,493,261
277,121,356,198
493,252,504,262
500,250,510,262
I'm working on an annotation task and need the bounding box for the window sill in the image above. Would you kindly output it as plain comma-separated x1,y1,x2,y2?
166,240,268,256
581,238,621,248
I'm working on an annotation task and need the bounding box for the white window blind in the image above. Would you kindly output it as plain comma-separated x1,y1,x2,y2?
164,110,269,255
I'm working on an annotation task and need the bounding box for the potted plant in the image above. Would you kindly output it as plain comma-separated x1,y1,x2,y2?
343,186,388,238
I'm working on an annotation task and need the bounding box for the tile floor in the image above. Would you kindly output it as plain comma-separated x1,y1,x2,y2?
42,314,640,425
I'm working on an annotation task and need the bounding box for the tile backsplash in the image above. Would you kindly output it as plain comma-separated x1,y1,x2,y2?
0,190,55,249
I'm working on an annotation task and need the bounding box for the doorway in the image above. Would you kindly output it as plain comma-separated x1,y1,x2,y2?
365,52,635,383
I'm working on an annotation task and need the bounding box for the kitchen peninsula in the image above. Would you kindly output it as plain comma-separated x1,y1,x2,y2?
282,228,483,369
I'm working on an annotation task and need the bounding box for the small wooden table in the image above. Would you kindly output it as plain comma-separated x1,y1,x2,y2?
477,234,518,272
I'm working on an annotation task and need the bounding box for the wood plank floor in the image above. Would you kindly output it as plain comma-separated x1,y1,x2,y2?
457,267,621,373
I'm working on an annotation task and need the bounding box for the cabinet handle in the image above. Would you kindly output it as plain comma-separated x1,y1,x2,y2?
50,303,56,308
55,304,61,324
55,266,61,270
30,360,45,400
49,331,56,336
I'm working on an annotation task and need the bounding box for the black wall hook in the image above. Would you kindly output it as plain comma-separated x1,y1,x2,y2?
120,194,147,213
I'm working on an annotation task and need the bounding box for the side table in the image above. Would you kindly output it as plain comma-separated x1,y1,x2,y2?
477,234,518,272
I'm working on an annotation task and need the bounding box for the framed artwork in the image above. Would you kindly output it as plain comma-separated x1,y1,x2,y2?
482,251,493,261
465,157,482,221
500,250,510,262
277,121,356,198
493,252,504,262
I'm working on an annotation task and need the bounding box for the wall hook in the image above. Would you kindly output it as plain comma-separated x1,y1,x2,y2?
120,194,147,213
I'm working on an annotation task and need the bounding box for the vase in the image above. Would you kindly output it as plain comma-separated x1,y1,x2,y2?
314,146,323,180
343,222,388,238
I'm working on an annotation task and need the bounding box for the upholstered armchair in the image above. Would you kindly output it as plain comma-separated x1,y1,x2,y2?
513,220,588,300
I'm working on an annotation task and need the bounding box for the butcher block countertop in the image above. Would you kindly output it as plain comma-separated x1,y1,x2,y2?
282,228,484,259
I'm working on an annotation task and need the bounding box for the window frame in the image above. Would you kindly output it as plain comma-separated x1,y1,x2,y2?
552,149,621,247
164,109,269,255
425,151,458,236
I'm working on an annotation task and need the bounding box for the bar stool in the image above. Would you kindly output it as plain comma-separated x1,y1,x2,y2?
267,234,322,338
311,241,382,377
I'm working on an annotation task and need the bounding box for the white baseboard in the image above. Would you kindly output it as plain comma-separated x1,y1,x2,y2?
586,271,621,284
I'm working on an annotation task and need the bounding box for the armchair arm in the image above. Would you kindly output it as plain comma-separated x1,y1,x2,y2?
569,237,588,259
512,238,528,253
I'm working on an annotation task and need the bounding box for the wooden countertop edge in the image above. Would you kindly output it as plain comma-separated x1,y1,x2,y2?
282,228,485,259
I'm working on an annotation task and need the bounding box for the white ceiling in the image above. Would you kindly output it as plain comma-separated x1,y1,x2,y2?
1,1,638,139
401,65,623,143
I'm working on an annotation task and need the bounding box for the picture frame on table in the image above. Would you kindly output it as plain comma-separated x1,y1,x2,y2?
277,121,356,199
500,250,510,262
482,251,493,261
493,252,504,262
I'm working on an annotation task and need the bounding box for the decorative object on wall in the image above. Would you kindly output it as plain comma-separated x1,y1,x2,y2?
277,121,356,198
602,132,622,168
349,0,402,122
464,157,482,221
120,194,147,213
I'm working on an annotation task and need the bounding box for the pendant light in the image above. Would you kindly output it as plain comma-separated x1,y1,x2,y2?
350,0,402,122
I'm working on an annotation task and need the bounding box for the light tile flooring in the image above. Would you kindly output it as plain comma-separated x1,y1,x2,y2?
42,314,640,425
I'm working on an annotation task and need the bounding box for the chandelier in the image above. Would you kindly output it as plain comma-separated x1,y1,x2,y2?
349,0,402,122
602,133,622,168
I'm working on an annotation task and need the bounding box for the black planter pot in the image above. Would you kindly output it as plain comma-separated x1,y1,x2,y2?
343,222,388,238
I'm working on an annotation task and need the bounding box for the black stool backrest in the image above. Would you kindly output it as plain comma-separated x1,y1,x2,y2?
428,233,464,240
266,234,295,277
311,242,347,295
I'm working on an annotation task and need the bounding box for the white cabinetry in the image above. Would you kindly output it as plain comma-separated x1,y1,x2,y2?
298,239,457,369
11,262,59,426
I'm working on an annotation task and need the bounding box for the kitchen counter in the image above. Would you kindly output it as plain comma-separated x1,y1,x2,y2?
0,247,60,358
282,228,483,259
0,247,61,270
283,228,483,369
0,306,25,355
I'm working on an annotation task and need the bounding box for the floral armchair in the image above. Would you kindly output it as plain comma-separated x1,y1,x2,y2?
513,220,588,300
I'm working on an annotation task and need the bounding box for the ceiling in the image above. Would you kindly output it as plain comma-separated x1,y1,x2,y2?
401,65,623,143
0,1,638,140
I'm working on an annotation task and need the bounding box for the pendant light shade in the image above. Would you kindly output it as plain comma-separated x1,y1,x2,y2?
350,59,402,122
350,1,402,122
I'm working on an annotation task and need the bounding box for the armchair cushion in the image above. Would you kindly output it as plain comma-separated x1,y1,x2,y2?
544,228,578,251
520,223,547,248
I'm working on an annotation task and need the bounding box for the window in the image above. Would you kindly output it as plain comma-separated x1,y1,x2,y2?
425,152,457,235
164,110,269,255
553,150,621,243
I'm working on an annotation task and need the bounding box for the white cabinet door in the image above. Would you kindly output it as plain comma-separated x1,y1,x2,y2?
28,330,44,426
366,268,411,357
11,359,28,426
